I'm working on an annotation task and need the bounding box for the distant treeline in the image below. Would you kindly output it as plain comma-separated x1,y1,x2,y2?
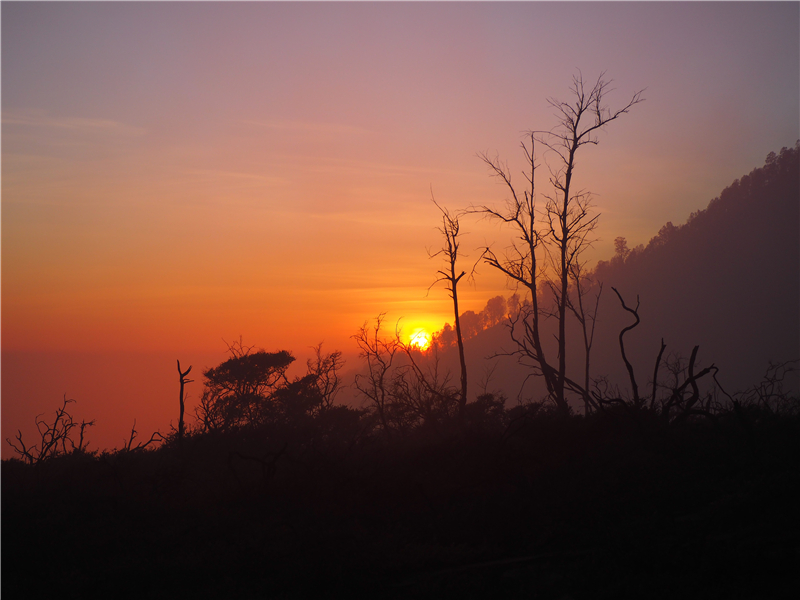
596,141,800,278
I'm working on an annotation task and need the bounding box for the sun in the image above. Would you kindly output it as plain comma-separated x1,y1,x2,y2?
409,329,432,351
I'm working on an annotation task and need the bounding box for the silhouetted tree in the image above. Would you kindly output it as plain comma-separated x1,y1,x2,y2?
272,344,346,423
305,344,345,413
727,359,799,416
397,329,461,434
353,315,460,437
177,360,193,442
353,315,400,437
271,375,326,424
475,72,643,413
566,262,603,414
459,310,481,340
614,236,630,261
611,287,642,408
433,322,457,349
483,295,507,328
428,198,469,421
390,352,459,436
590,288,720,423
6,395,94,464
658,347,720,424
120,419,164,452
197,339,295,431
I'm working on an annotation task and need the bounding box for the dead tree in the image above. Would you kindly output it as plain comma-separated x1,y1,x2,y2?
121,419,164,452
177,360,193,442
428,196,469,422
595,288,718,423
566,262,603,414
306,344,345,412
396,325,460,433
6,395,95,464
650,338,667,409
658,346,718,424
475,72,643,413
612,287,642,409
475,132,554,402
537,73,644,410
353,314,400,437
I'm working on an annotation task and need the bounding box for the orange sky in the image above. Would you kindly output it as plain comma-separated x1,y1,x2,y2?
3,2,798,455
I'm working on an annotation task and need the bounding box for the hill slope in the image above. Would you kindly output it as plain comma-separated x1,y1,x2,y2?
592,141,799,394
433,142,799,404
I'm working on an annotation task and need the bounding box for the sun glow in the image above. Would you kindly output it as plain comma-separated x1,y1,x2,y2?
409,328,432,351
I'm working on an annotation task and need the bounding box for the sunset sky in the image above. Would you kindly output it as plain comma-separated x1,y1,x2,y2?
3,1,798,454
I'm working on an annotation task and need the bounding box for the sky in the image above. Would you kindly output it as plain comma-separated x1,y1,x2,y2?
2,1,799,455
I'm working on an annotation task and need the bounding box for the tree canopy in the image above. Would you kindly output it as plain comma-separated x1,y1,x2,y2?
200,349,295,430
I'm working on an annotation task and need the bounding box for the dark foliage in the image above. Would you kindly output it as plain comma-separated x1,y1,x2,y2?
198,347,295,431
4,377,799,599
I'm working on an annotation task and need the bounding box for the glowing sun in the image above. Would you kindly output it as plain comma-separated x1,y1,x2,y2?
409,329,432,351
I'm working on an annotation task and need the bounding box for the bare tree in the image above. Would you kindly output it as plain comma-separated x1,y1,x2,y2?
592,288,720,424
538,74,643,409
566,262,603,414
120,419,164,453
397,323,460,432
657,347,719,424
428,196,469,422
177,360,193,442
612,287,642,408
306,344,345,412
352,314,400,437
475,72,643,413
475,131,554,401
6,395,95,464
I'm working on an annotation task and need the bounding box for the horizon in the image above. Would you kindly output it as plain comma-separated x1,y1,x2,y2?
3,1,799,455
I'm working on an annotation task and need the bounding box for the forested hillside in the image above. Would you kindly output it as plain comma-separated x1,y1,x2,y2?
430,142,799,404
592,141,799,394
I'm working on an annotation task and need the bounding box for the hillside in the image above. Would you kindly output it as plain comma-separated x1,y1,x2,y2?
592,141,800,394
430,143,800,405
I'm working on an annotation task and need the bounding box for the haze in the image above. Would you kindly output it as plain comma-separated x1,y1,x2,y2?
3,1,798,455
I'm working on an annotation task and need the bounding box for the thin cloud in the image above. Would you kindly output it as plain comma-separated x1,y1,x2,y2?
183,168,288,187
274,152,476,180
240,119,374,137
2,109,146,137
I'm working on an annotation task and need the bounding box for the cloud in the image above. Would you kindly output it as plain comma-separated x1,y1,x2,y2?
182,168,288,187
2,109,146,137
272,152,474,181
240,119,374,137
